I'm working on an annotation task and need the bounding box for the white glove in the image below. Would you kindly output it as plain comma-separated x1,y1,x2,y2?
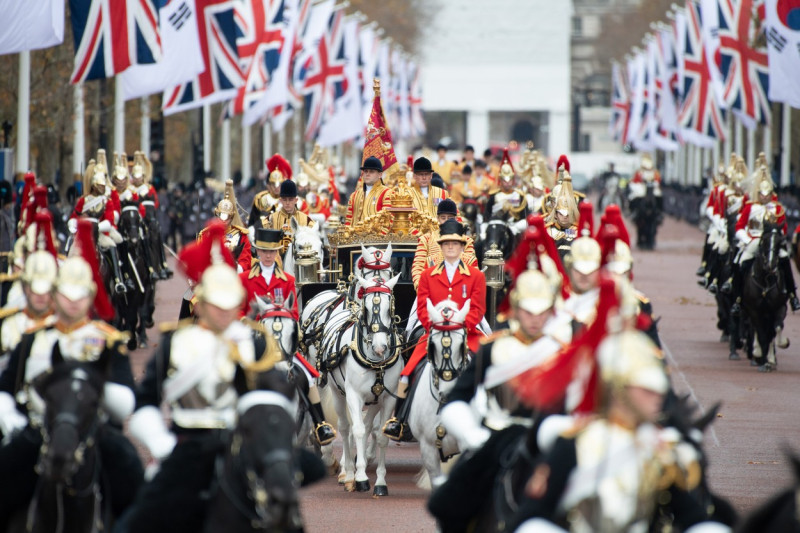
0,392,27,440
68,218,78,234
536,415,576,454
98,219,112,233
705,206,714,220
137,185,149,197
440,401,490,451
128,405,177,462
102,382,135,424
735,228,750,246
683,522,732,533
511,218,528,235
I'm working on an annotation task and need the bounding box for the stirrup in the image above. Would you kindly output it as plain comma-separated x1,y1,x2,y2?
114,281,127,294
315,422,336,446
381,417,406,442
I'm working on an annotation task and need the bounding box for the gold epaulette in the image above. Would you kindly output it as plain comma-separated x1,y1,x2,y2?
561,416,594,439
488,187,500,195
232,224,249,234
253,190,268,207
479,329,510,345
0,307,21,321
92,320,128,345
159,318,196,333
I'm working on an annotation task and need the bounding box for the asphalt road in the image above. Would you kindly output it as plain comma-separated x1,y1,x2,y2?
128,214,800,531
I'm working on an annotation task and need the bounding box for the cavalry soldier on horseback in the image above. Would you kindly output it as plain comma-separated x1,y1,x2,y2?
110,152,140,292
0,225,141,526
344,156,391,227
411,199,477,290
266,180,315,256
120,223,309,532
510,330,722,533
130,151,172,280
427,264,572,532
562,215,603,332
628,153,664,250
545,168,580,258
484,149,529,233
730,166,800,313
697,161,731,285
249,154,291,226
383,220,486,441
0,215,58,358
410,156,450,219
240,228,336,446
200,180,252,274
70,149,128,295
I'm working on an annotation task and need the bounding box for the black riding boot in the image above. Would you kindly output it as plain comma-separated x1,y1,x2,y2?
779,257,800,311
382,381,414,442
731,260,752,315
157,232,173,278
117,242,137,292
721,261,736,294
697,238,711,276
309,402,336,446
107,246,127,294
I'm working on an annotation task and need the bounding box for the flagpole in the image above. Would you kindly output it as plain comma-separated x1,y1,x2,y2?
780,104,791,188
73,84,85,179
262,122,271,163
203,104,211,174
242,120,251,183
763,121,772,164
293,102,303,164
140,97,151,154
16,50,30,176
114,79,124,153
734,117,743,157
723,118,732,163
746,126,755,171
221,118,231,182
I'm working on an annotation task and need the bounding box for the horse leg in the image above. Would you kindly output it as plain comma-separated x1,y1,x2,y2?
330,378,352,487
776,325,790,350
318,384,339,476
345,383,370,492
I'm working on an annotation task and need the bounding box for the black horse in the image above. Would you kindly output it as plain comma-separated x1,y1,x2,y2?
475,219,516,266
630,183,663,250
741,224,788,372
117,208,154,349
9,347,117,532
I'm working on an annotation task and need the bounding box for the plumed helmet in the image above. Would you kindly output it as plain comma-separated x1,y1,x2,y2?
267,154,292,184
22,251,57,295
499,148,515,183
55,257,96,301
195,263,245,310
509,270,555,314
598,330,668,395
567,236,602,275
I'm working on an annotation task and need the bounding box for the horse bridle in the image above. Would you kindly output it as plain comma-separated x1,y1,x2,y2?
428,323,468,387
355,283,401,364
259,308,297,360
218,424,295,530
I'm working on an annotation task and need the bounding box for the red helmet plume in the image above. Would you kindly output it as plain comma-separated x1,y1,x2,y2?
33,211,58,259
266,154,292,181
177,220,236,283
556,154,570,173
74,219,114,321
577,201,594,237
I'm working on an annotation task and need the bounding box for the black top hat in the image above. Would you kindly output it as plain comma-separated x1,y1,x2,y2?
360,156,383,172
436,143,448,152
431,174,446,189
462,164,473,175
436,219,468,244
253,228,283,250
413,157,433,173
279,179,298,198
437,198,458,216
474,159,487,169
464,145,475,153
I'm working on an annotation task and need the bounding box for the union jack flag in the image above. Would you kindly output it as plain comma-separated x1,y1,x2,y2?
678,0,727,147
227,0,287,117
610,61,630,145
409,61,426,137
162,0,243,116
69,0,162,84
717,0,770,128
299,8,346,140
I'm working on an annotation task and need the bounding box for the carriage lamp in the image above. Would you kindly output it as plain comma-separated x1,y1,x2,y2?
483,244,505,289
295,243,320,287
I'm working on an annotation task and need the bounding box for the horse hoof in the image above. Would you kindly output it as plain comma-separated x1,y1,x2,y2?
343,480,355,492
750,359,759,367
373,485,388,497
778,338,790,349
720,334,729,343
728,352,740,361
355,480,370,492
127,339,138,351
758,363,775,373
337,472,346,484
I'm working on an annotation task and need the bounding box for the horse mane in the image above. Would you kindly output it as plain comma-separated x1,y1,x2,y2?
35,359,107,395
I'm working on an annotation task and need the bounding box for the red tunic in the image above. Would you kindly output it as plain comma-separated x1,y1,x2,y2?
735,195,786,235
401,260,486,377
137,185,160,218
70,196,116,226
239,263,299,320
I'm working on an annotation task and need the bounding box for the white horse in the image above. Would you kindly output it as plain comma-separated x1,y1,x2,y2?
283,218,324,278
407,299,471,487
318,272,402,495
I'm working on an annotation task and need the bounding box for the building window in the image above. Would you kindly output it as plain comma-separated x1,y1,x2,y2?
572,16,583,37
488,111,549,155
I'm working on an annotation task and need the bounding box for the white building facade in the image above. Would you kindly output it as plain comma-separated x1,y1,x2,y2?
419,0,572,157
